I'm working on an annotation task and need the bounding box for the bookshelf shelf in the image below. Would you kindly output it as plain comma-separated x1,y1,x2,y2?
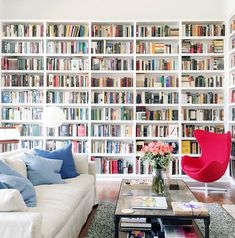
0,19,227,177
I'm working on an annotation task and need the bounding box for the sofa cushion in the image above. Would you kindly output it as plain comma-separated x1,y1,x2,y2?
0,149,27,177
28,174,95,238
23,153,64,186
73,154,89,174
0,160,36,207
0,189,27,211
34,144,78,179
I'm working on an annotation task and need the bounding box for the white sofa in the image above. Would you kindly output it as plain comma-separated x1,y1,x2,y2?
0,149,97,238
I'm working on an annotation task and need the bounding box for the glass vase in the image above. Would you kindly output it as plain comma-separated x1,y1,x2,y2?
152,168,165,195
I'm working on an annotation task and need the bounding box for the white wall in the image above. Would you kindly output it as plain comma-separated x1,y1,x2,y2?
0,0,225,20
224,0,235,18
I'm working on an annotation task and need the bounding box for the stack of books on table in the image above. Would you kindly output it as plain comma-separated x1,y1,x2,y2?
120,217,152,231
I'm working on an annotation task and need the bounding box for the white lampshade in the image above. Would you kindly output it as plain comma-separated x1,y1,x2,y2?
42,106,65,128
0,127,20,143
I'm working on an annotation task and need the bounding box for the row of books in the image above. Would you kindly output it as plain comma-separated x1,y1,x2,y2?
2,57,44,70
47,74,89,87
2,90,44,104
136,92,179,104
136,124,178,138
232,108,235,121
91,124,133,137
47,58,89,71
91,41,134,54
136,107,179,121
91,76,133,87
21,124,43,137
46,91,89,104
181,92,224,104
47,24,88,37
182,140,201,154
91,57,134,71
2,24,44,37
91,141,134,154
181,39,224,54
92,157,133,174
21,140,43,150
2,74,44,87
46,140,88,153
47,124,87,137
182,124,224,137
62,107,88,121
91,91,133,104
136,59,177,71
2,41,44,54
181,75,223,87
231,126,235,139
92,24,134,37
229,160,235,179
47,41,88,54
136,25,179,37
91,107,133,121
2,107,43,120
182,108,224,121
231,142,235,157
136,42,178,54
136,74,179,88
182,24,225,37
181,57,224,70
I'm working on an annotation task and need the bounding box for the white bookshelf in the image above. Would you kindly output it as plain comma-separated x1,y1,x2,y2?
0,20,227,178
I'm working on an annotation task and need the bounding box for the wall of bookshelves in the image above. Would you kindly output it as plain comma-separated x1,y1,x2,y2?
0,20,227,178
228,13,235,181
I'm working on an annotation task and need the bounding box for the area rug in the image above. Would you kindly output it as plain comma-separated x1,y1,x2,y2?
86,201,235,238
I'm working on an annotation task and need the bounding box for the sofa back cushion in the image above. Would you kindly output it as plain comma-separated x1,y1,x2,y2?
0,160,36,207
34,143,78,179
0,189,27,211
73,154,89,174
23,153,64,186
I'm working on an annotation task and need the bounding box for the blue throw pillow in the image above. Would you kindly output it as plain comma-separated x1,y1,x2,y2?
34,144,78,179
23,153,64,186
0,160,36,207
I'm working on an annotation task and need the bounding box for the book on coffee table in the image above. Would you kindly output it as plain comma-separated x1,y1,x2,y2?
132,196,168,210
171,201,208,216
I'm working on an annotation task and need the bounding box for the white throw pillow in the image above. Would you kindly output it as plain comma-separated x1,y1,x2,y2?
0,189,27,211
2,155,27,178
1,149,28,178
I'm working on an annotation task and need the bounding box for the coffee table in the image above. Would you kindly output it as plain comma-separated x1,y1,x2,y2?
114,179,210,238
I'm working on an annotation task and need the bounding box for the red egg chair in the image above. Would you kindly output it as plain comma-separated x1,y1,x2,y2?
181,129,231,195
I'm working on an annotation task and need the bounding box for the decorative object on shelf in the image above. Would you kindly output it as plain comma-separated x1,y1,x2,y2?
141,141,174,194
42,106,66,128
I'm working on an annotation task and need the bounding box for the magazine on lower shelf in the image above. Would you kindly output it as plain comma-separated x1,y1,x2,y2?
164,225,199,238
132,196,168,210
127,230,145,238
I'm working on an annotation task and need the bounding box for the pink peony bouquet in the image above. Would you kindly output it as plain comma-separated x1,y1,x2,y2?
141,141,174,169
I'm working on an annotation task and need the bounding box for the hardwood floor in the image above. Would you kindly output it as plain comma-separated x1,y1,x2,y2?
78,180,235,238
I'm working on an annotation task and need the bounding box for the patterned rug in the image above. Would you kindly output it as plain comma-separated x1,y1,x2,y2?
86,201,235,238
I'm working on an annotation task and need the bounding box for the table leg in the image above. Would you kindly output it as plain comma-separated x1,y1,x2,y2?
114,216,119,238
204,217,210,238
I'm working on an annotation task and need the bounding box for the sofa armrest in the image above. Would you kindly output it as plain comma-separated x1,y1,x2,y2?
0,212,42,238
88,161,98,205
